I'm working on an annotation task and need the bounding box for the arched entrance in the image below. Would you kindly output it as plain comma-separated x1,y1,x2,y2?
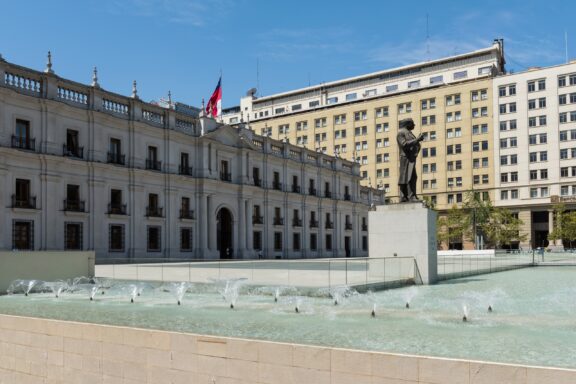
217,207,233,259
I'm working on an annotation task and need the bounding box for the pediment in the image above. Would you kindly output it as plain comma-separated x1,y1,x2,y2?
203,124,256,150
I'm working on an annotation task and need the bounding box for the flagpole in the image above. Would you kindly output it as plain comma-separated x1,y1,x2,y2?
219,68,223,123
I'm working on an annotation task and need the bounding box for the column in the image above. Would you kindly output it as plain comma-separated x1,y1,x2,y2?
246,199,253,252
197,192,207,256
238,197,246,257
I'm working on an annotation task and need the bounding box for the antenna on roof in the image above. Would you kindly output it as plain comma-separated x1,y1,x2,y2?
426,13,430,61
256,57,260,97
565,30,569,63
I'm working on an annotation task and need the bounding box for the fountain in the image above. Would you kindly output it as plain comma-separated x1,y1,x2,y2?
2,267,576,370
401,286,418,309
165,282,192,305
210,278,247,309
7,279,42,296
41,281,69,298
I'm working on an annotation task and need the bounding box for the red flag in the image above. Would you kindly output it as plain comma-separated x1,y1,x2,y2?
205,77,222,118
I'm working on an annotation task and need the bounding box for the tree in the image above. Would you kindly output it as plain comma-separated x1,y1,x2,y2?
549,203,567,245
463,191,494,249
482,208,527,249
563,211,576,249
437,205,468,250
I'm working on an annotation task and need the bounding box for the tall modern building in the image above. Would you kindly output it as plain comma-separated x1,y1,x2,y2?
493,61,576,248
223,40,506,213
0,55,382,260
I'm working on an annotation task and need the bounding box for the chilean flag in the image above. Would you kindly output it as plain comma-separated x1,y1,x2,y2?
206,77,222,118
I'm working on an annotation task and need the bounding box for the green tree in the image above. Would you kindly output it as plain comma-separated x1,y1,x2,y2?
482,208,527,248
463,191,494,248
561,211,576,249
437,205,468,250
548,203,567,245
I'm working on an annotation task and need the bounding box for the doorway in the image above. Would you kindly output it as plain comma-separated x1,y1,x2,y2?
217,208,233,259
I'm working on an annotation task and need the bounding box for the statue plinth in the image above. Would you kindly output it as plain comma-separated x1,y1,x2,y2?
368,202,437,284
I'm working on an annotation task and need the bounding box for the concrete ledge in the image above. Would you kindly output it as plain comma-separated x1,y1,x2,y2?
0,314,574,384
0,251,95,293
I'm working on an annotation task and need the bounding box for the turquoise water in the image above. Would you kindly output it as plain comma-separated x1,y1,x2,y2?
0,267,575,369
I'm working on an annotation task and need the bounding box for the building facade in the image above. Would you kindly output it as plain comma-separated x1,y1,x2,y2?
0,57,382,260
493,62,576,248
223,41,505,212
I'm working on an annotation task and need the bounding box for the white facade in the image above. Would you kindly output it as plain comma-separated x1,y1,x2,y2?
0,57,383,261
223,41,505,125
493,61,576,247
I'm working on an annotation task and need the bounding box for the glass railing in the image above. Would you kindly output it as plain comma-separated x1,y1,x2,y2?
94,257,418,291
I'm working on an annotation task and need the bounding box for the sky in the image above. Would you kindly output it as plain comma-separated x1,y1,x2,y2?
1,0,575,109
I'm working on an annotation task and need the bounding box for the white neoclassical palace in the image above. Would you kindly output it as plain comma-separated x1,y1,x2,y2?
0,55,383,260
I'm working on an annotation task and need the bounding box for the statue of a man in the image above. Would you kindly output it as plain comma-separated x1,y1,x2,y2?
396,118,425,202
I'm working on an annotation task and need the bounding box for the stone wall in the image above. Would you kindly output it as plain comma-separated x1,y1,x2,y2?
0,314,574,384
0,251,95,293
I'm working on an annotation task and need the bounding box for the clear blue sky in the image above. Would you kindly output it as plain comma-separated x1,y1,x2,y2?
1,0,574,108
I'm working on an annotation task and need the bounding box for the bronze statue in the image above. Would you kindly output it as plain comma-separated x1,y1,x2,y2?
396,118,424,202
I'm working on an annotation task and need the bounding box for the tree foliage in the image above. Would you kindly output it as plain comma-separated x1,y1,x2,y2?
482,207,527,248
437,205,467,249
549,204,576,248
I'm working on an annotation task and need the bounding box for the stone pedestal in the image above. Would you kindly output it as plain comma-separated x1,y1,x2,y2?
368,202,437,284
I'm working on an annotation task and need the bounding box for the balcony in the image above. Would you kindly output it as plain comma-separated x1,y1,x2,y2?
291,185,301,193
325,221,333,229
107,152,125,165
272,181,282,191
11,195,36,209
11,135,35,151
345,223,353,230
146,206,164,218
63,199,85,212
324,191,332,199
63,144,84,159
146,159,162,171
309,219,319,228
253,178,262,187
344,193,351,201
179,165,193,176
292,218,302,227
309,187,317,196
252,215,264,225
362,224,368,231
273,217,284,226
107,203,127,215
180,209,195,219
220,172,232,182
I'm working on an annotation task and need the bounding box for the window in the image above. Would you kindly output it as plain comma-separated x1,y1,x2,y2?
326,97,338,105
500,155,508,166
539,97,546,108
408,80,420,88
478,66,492,75
510,154,518,164
528,81,535,92
314,118,327,128
291,104,302,111
180,228,193,251
559,76,567,87
386,84,398,92
453,71,467,80
345,93,357,101
538,79,546,90
278,124,289,135
334,114,346,125
375,107,389,117
325,234,332,250
296,121,308,131
274,232,283,251
354,111,368,121
511,190,518,199
14,119,33,150
376,123,389,133
275,107,285,114
109,224,124,252
530,188,538,198
64,222,83,250
398,103,412,113
310,233,317,251
253,231,262,250
108,138,123,164
365,89,377,97
293,233,301,251
511,172,518,182
509,137,517,147
147,226,161,251
530,170,538,180
430,75,443,84
13,220,34,250
309,100,320,108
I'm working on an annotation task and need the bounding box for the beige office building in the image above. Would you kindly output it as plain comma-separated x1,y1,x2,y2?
224,41,505,212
